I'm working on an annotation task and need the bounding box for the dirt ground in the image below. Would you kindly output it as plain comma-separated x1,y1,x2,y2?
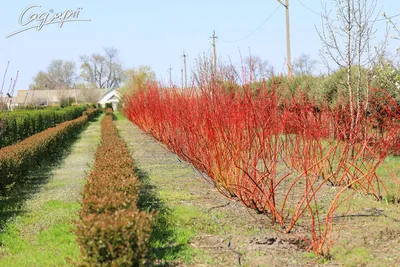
116,115,400,267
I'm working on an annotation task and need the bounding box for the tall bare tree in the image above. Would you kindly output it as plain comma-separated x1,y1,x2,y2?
318,0,381,135
1,62,18,135
30,60,76,90
292,54,317,76
80,47,124,89
191,52,242,92
191,52,214,89
0,62,10,115
245,55,275,82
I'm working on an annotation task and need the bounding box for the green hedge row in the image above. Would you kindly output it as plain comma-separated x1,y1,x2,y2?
0,112,95,195
83,108,102,121
76,112,153,266
0,105,87,148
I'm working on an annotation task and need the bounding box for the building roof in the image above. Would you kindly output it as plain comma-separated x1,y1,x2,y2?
98,88,122,103
15,88,112,105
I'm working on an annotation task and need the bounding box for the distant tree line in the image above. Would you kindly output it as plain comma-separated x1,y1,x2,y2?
29,47,157,103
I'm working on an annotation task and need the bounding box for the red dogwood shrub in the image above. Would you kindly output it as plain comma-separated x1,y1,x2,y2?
125,82,400,256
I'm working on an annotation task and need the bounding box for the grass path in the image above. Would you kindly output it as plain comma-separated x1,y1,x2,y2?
115,113,316,266
0,115,103,266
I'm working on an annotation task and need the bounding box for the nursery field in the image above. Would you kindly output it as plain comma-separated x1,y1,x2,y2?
0,105,88,148
0,113,102,266
0,81,399,266
122,81,400,265
117,112,400,266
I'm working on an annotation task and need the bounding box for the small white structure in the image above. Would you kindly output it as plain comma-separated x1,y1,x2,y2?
14,88,122,110
98,88,122,110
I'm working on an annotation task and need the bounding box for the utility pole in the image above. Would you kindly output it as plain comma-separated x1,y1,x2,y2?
182,51,188,88
167,65,173,88
181,67,184,90
210,30,218,77
278,0,292,76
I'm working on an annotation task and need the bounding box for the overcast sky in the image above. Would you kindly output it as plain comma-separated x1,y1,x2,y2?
1,0,399,93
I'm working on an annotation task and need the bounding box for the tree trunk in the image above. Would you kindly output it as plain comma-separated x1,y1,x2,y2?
347,0,355,140
355,0,362,137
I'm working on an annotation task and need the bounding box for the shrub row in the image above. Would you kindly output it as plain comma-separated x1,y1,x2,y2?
76,112,153,266
105,107,113,115
0,112,93,194
0,105,87,148
125,84,400,256
83,108,102,121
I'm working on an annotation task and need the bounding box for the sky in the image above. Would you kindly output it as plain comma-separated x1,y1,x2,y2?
0,0,399,93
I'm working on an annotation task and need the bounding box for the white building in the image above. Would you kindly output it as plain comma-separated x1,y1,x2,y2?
97,88,122,110
14,88,122,109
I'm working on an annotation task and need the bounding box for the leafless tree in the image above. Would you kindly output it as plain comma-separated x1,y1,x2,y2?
0,62,9,116
1,62,18,135
191,52,214,89
30,60,76,90
220,57,241,84
292,54,317,76
80,47,125,89
244,55,274,82
317,0,382,134
191,52,241,92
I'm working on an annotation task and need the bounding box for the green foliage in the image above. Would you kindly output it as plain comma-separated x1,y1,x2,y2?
0,117,103,266
105,102,113,110
0,115,88,194
121,66,156,94
13,105,47,111
279,67,370,108
0,105,87,148
370,58,400,101
76,113,153,266
59,97,75,108
263,75,322,102
82,108,101,121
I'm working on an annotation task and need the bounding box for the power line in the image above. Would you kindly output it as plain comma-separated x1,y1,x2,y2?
220,4,281,43
296,0,400,23
296,0,320,16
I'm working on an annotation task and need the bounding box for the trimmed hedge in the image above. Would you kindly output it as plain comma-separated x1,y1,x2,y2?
0,105,87,148
76,111,153,266
0,113,93,194
83,108,102,121
105,107,113,116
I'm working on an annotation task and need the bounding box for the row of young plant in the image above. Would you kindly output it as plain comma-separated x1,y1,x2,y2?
0,108,100,195
0,105,87,148
124,82,400,256
75,109,153,266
